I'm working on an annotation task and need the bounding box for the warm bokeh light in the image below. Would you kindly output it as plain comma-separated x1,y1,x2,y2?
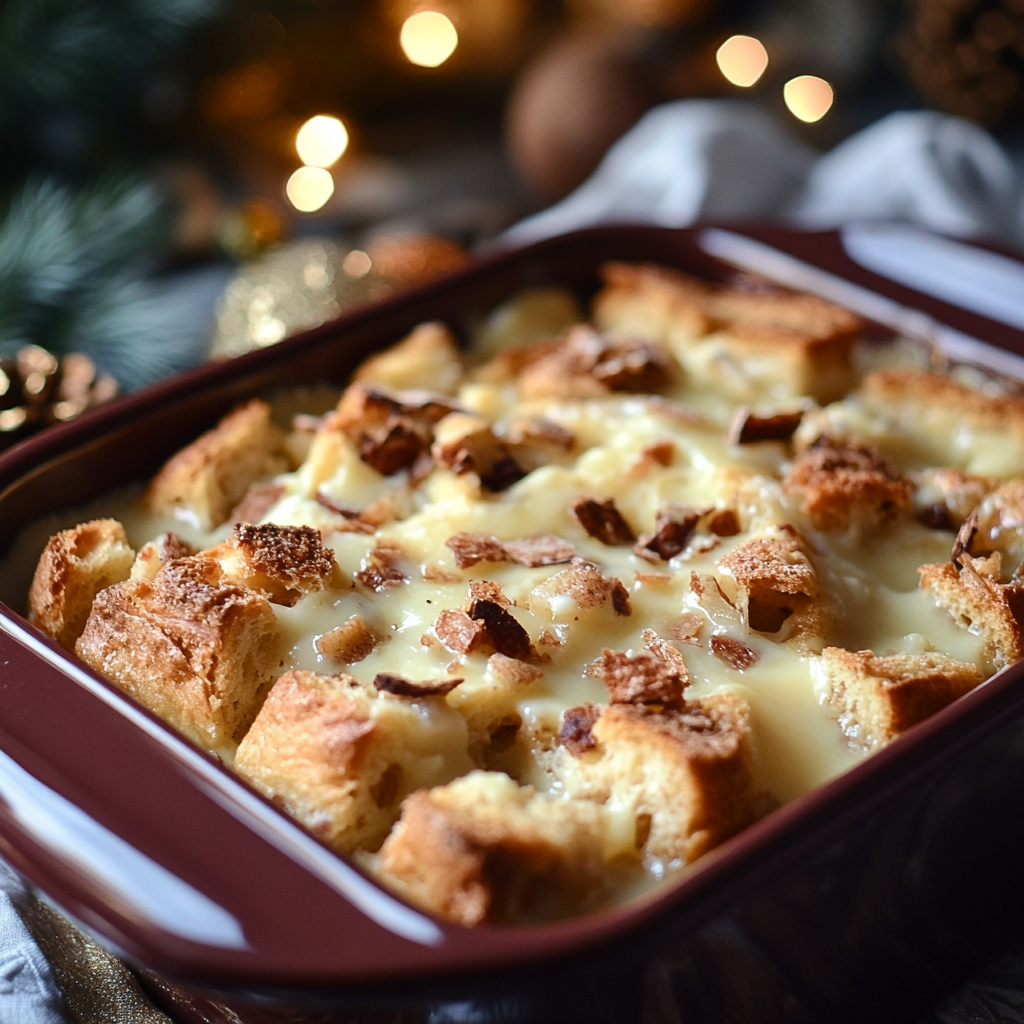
342,249,372,278
783,75,834,122
400,11,458,67
716,35,769,88
285,166,335,212
296,115,349,168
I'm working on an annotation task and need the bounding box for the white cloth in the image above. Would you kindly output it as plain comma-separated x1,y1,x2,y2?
0,864,67,1023
505,103,1024,246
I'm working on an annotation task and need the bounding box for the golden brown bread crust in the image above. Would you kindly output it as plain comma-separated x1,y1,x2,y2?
235,669,472,854
75,556,279,750
28,519,135,651
558,693,757,864
375,771,613,925
212,523,336,606
919,558,1024,671
144,399,287,530
819,647,982,749
353,322,464,395
130,532,196,582
316,615,387,664
784,438,913,532
528,558,631,617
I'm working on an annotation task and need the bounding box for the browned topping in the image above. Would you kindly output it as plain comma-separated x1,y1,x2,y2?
635,571,672,584
158,533,196,563
423,564,461,583
708,509,741,537
644,441,675,466
670,613,705,645
467,580,510,606
432,414,526,492
321,518,377,537
330,384,457,476
230,482,285,525
537,629,562,647
571,497,636,546
466,598,534,661
503,533,577,568
952,508,980,568
445,533,510,570
356,541,409,591
373,672,463,697
488,653,543,686
316,615,386,664
727,407,804,446
435,609,487,654
784,437,912,532
315,491,362,518
641,628,690,677
592,648,687,708
518,326,671,399
634,506,701,562
501,417,576,473
533,558,632,616
710,635,758,670
233,523,335,587
919,503,955,531
560,704,601,756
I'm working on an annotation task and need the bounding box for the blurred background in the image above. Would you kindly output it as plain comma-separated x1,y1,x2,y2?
1,0,1023,420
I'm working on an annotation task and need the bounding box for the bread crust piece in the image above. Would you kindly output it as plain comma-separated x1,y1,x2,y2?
717,527,826,647
557,693,757,864
144,399,287,530
235,670,472,854
29,519,136,651
211,523,336,606
819,647,982,749
593,262,859,403
353,322,464,396
75,556,279,751
859,371,1024,477
784,437,913,533
919,558,1024,671
374,771,617,925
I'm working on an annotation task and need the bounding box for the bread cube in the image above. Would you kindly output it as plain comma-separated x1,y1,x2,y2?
28,519,135,650
353,322,463,395
375,771,617,925
144,399,287,530
75,556,279,751
235,669,472,854
818,647,981,749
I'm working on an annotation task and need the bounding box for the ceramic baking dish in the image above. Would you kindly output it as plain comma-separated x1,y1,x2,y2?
2,226,1024,1024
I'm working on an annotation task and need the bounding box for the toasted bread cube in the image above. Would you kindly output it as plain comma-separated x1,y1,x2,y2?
375,771,618,925
557,693,757,864
354,322,464,395
144,400,287,530
75,556,279,751
859,371,1024,477
28,519,135,650
210,523,336,606
130,532,196,581
528,558,631,619
974,479,1024,570
316,615,387,664
914,468,992,530
784,438,912,533
235,670,472,854
919,559,1024,672
818,647,982,749
717,527,826,647
594,263,715,346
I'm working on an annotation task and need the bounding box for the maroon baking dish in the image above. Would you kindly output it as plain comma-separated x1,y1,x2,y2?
2,226,1024,1024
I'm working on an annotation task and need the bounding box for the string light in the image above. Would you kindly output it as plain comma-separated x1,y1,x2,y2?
783,75,834,122
342,250,372,278
399,11,458,68
286,166,335,212
296,115,349,168
716,35,769,88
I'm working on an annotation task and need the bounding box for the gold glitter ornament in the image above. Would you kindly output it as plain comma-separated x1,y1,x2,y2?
210,233,470,360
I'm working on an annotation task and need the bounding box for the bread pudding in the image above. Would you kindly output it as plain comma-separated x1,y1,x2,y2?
15,261,1024,926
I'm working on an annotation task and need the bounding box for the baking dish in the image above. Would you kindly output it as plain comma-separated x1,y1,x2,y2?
2,225,1024,1024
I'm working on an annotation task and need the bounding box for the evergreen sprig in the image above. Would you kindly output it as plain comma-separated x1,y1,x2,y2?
0,175,212,390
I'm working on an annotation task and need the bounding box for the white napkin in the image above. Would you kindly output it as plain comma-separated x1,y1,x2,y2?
505,103,1024,246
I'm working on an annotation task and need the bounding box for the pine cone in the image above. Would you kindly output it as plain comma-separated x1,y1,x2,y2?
0,346,119,445
902,0,1024,125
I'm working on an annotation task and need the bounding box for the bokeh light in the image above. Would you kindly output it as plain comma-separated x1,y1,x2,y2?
783,75,834,122
342,249,372,278
400,11,458,68
285,166,335,212
296,115,349,167
716,35,769,88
